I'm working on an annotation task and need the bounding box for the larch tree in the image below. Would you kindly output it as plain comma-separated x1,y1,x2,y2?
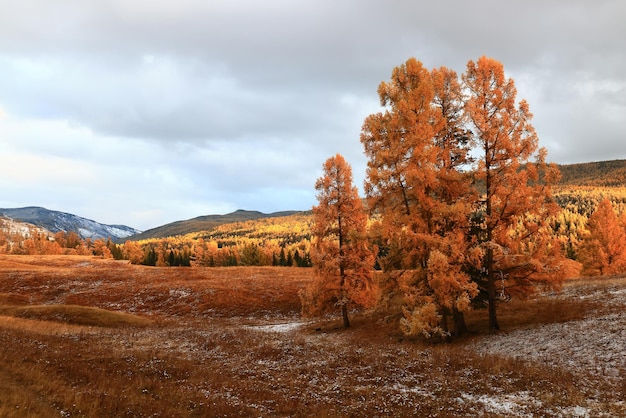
92,239,113,259
361,59,477,338
123,240,145,265
578,199,626,276
463,56,566,331
300,154,377,328
427,66,479,336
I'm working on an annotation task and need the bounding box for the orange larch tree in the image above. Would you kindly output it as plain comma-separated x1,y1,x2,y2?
578,198,626,276
361,59,477,338
123,240,145,265
92,238,113,259
301,154,377,328
463,56,567,331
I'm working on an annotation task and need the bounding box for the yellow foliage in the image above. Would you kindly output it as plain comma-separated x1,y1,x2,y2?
400,301,446,339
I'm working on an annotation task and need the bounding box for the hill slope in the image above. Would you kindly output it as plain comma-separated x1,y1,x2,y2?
0,216,53,238
128,209,303,241
557,159,626,187
0,207,141,241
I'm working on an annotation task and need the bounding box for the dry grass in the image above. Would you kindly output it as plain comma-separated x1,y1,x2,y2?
0,254,624,417
0,305,153,327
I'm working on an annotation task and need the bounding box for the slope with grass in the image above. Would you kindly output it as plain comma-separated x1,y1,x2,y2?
557,159,626,187
129,209,304,241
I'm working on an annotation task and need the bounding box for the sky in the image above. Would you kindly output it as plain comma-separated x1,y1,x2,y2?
0,1,625,231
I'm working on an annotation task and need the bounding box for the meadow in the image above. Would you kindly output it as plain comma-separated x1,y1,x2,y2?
0,255,623,417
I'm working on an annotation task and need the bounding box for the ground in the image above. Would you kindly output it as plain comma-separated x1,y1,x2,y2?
0,254,623,417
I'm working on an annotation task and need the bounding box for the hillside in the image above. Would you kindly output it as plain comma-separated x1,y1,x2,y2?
0,216,52,238
557,159,626,187
0,207,141,241
128,160,626,243
135,160,626,241
128,209,303,241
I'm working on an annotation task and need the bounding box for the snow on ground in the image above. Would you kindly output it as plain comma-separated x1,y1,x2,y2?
470,312,626,383
469,278,626,404
244,321,309,333
463,278,626,416
459,391,542,418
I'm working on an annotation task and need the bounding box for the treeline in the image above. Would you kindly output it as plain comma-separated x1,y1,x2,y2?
0,214,313,267
133,188,626,271
131,214,313,267
0,225,124,259
4,187,626,272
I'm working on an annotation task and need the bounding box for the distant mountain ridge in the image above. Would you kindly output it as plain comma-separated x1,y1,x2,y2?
0,207,141,242
128,209,303,241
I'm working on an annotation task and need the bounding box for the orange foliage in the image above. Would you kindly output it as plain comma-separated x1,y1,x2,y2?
578,199,626,276
358,56,575,337
123,240,144,264
92,239,113,259
361,58,477,338
138,214,312,267
301,154,378,328
463,56,566,331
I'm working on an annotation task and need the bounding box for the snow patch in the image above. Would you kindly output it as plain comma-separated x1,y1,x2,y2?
460,391,540,417
169,288,192,298
245,321,308,333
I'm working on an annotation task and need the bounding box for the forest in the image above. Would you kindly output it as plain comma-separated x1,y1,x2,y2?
2,186,625,269
1,186,623,272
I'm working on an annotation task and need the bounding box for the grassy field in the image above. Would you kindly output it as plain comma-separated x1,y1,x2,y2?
0,255,623,417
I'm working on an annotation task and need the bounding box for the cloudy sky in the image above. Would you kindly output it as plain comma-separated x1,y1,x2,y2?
0,1,624,230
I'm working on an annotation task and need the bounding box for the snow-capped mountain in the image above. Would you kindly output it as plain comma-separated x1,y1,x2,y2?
0,207,141,242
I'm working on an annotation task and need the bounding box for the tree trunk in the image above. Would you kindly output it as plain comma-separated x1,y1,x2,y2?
486,248,500,332
341,303,350,328
440,309,449,335
452,308,468,337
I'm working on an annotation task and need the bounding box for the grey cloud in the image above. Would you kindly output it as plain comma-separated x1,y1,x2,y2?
1,0,625,228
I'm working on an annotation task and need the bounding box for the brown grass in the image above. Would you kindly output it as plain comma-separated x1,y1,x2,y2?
0,305,153,327
0,254,623,417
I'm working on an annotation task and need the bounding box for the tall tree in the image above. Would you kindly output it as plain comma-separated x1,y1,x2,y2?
578,199,626,276
463,56,565,331
301,154,377,328
361,59,477,338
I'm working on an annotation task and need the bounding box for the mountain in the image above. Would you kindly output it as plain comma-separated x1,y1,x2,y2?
557,159,626,187
128,209,303,241
0,207,141,242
